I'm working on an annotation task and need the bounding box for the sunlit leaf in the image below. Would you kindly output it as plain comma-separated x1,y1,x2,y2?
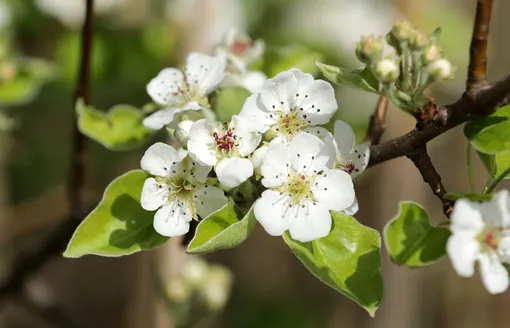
315,60,381,94
478,150,510,180
464,105,510,154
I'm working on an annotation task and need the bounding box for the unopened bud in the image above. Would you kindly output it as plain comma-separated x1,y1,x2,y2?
390,20,413,42
427,58,453,80
422,44,442,63
375,59,400,82
175,120,194,148
409,30,427,50
355,35,383,64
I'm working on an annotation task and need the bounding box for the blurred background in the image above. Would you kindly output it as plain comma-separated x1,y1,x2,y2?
0,0,510,327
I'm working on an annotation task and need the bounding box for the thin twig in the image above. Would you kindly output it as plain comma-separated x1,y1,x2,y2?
466,142,475,193
484,168,510,194
406,146,455,217
467,0,493,91
364,96,389,145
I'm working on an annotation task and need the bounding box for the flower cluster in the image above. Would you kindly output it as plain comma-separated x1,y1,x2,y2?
139,32,369,241
447,190,510,294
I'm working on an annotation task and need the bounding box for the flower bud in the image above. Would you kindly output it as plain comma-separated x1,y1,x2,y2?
390,20,413,42
427,58,453,80
422,44,442,63
375,59,400,83
355,35,383,64
182,257,208,286
175,120,194,148
409,30,427,50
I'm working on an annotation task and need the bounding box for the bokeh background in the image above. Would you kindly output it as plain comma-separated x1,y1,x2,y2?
1,0,510,327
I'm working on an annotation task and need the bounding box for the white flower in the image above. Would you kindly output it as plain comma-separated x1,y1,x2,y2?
222,70,267,94
175,120,194,148
240,68,338,144
250,145,268,176
143,52,226,130
140,142,228,237
447,190,510,294
187,115,261,188
215,28,264,72
427,58,453,80
254,132,355,242
375,59,400,82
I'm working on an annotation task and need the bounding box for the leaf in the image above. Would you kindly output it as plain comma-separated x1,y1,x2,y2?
187,202,256,254
478,150,510,180
444,192,493,201
315,60,381,94
77,100,153,151
384,201,450,268
64,170,168,258
212,87,251,122
283,212,383,317
464,105,510,154
261,45,323,77
0,76,40,106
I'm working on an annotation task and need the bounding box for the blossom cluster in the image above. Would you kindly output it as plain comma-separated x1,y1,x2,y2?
137,30,369,242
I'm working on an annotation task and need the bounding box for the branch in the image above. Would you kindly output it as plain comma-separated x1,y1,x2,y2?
467,0,493,91
364,96,389,145
406,146,455,217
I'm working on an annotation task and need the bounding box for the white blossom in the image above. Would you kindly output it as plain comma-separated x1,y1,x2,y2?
254,132,355,242
140,142,227,237
447,190,510,294
240,68,337,144
428,58,453,80
187,115,261,188
222,70,267,94
375,59,400,82
215,28,264,72
175,120,194,148
144,52,226,130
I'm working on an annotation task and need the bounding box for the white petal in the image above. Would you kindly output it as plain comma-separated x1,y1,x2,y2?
231,115,262,156
499,235,510,263
146,68,184,106
289,132,329,173
239,94,275,133
288,202,332,242
296,79,337,125
333,120,355,156
140,178,169,211
446,233,480,277
483,189,510,228
344,197,359,216
259,70,298,113
304,127,337,169
450,199,484,235
143,108,180,130
244,39,265,65
260,143,290,188
187,119,217,166
290,68,314,85
239,71,267,94
183,156,211,183
348,142,370,179
186,52,226,96
312,169,355,211
175,120,194,147
153,201,192,237
254,190,291,236
195,186,228,218
251,145,268,175
479,252,510,294
141,142,181,177
216,157,253,188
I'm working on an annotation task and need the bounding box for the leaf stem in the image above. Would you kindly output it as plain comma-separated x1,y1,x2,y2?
466,142,475,192
484,167,510,194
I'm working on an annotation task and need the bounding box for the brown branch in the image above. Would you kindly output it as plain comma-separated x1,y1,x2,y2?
406,146,455,217
467,0,493,91
364,96,388,145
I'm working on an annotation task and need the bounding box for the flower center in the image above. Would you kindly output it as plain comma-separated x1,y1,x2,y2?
273,110,307,140
283,169,315,207
213,124,238,154
337,155,359,175
231,40,252,55
477,228,502,252
171,76,209,107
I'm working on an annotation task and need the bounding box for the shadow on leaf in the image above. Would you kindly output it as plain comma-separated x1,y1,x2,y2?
345,249,383,308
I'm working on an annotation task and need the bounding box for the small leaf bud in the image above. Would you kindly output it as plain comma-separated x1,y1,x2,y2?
375,59,400,83
409,30,427,50
355,35,383,64
427,58,453,80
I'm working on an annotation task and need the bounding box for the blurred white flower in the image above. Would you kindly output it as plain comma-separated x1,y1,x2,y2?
428,58,454,80
375,59,400,82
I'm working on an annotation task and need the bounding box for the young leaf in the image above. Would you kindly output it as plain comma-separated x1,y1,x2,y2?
212,87,251,122
384,201,450,268
464,105,510,154
315,60,381,94
444,192,492,202
187,202,256,254
77,100,153,151
478,150,510,180
283,212,383,317
64,170,168,258
0,77,39,106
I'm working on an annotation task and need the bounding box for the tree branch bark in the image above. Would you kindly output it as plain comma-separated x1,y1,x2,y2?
467,0,493,91
365,96,389,145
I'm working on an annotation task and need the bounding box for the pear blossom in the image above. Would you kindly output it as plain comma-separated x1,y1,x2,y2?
175,120,194,148
222,70,267,94
447,190,510,294
144,52,226,130
215,28,264,72
187,115,261,188
140,142,227,237
254,132,355,242
427,58,453,80
240,68,337,145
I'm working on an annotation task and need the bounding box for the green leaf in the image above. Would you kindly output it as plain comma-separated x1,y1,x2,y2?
315,60,381,94
384,201,450,268
444,192,492,202
187,202,256,254
478,150,510,180
64,170,168,258
77,100,153,151
0,76,39,106
261,45,322,77
212,87,251,122
283,212,383,317
464,105,510,154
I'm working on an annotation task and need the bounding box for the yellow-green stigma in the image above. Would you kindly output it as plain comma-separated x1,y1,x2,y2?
477,227,502,252
281,169,315,207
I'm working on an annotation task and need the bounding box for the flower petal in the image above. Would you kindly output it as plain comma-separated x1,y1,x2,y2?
288,202,332,242
260,143,290,188
239,94,275,133
290,68,314,85
289,132,329,173
479,252,510,294
231,115,261,156
312,169,355,211
153,201,192,237
195,186,228,218
183,156,211,183
146,68,184,106
186,52,226,96
347,142,370,179
450,199,484,235
140,178,169,211
296,79,337,125
187,119,217,166
304,127,337,169
141,142,181,177
344,197,359,216
259,70,298,113
239,71,267,94
333,120,355,156
446,232,480,277
216,157,254,188
251,145,268,176
483,189,510,228
254,190,292,236
143,108,180,130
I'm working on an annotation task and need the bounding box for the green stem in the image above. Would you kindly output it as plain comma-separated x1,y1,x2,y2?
484,168,510,194
401,43,410,90
466,142,475,192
